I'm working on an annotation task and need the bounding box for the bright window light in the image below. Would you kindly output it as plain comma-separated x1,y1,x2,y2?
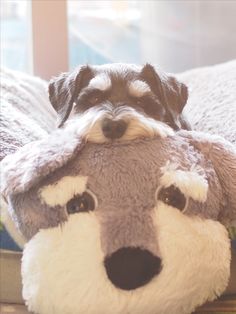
0,0,31,72
67,0,236,72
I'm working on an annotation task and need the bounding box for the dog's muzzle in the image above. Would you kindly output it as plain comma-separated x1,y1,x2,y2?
66,105,174,144
101,118,128,139
104,247,162,290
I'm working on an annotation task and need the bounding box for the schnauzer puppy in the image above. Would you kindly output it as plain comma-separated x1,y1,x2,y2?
48,63,190,143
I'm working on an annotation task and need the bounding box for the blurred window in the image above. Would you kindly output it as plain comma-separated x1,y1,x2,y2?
0,0,31,72
0,0,235,76
67,1,141,68
67,0,236,73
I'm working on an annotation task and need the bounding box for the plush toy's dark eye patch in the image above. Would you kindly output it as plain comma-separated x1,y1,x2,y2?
66,191,95,214
157,185,186,211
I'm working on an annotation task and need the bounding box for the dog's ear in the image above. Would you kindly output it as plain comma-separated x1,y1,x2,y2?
180,130,236,227
141,64,189,130
48,65,94,127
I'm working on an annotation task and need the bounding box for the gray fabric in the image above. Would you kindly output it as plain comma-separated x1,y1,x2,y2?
1,126,236,241
1,62,236,243
1,127,85,198
180,130,236,226
178,60,236,144
0,68,57,161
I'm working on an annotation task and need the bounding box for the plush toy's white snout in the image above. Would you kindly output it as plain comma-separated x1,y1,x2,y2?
21,206,231,314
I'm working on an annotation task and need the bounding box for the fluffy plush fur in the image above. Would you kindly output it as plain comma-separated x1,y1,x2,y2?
21,205,230,314
1,122,236,314
40,176,88,207
160,162,208,202
1,61,236,312
0,67,57,248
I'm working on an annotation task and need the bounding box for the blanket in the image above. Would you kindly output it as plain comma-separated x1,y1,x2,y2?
178,60,236,144
0,67,56,161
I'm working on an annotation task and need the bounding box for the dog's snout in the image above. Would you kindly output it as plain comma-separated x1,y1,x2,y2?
102,118,127,139
104,247,162,290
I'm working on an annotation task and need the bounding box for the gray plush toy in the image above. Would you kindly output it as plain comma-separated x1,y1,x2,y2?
1,122,236,314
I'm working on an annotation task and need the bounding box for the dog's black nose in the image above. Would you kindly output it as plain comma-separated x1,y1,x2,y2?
104,247,162,290
102,119,127,139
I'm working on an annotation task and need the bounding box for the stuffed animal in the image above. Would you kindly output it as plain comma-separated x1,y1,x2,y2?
1,122,236,314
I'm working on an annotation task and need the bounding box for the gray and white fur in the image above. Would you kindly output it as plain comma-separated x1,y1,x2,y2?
49,63,190,142
1,122,236,314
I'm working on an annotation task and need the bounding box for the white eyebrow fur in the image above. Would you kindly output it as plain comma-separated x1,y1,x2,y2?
88,74,111,91
160,163,208,202
39,176,88,207
128,80,151,97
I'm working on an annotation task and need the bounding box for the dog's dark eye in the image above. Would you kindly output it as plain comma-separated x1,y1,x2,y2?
133,95,164,118
157,185,186,211
89,95,100,105
66,192,95,214
135,98,142,106
87,90,105,106
134,96,148,107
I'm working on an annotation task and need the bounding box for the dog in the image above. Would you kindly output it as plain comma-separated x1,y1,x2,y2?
48,63,190,143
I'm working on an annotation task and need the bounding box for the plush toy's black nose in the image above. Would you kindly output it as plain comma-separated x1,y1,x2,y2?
104,247,162,290
102,118,127,139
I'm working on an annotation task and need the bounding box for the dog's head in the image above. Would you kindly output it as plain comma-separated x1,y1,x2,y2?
49,64,190,140
1,128,236,314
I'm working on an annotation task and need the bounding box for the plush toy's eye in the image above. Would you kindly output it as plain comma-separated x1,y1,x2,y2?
66,191,95,214
157,185,186,211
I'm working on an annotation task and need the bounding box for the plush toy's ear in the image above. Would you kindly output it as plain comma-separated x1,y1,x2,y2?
140,64,190,130
180,130,236,227
48,65,94,127
1,128,84,199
